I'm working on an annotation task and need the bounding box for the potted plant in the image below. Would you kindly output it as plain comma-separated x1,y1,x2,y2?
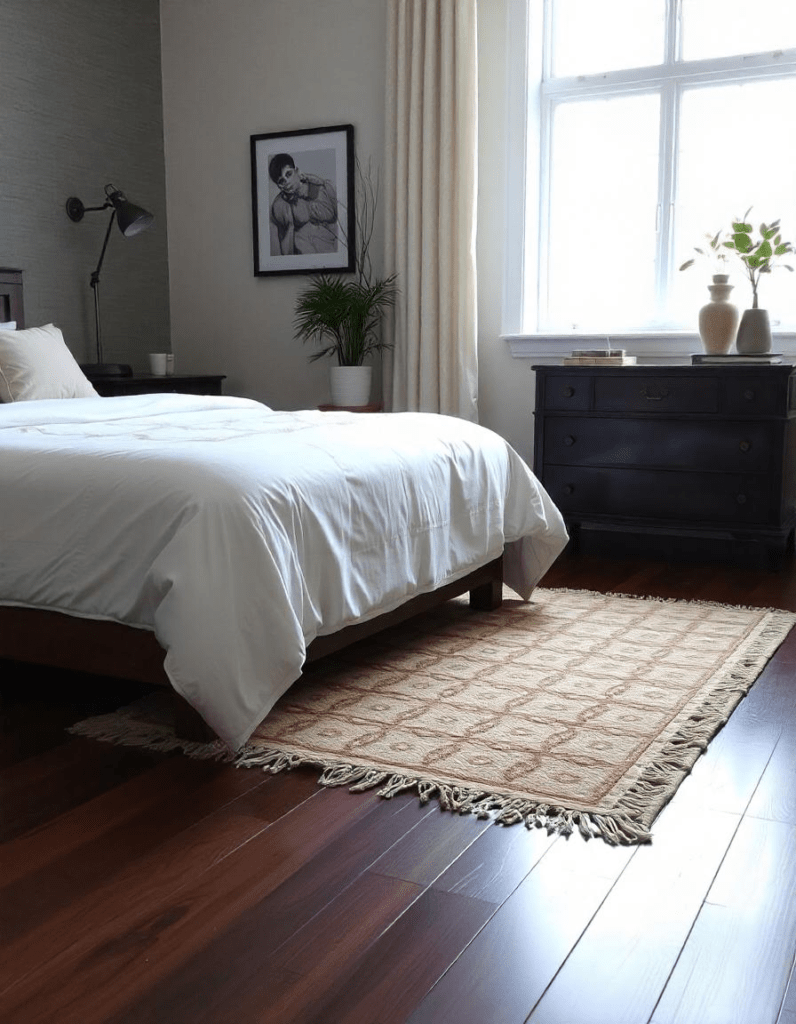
720,210,793,353
293,161,397,407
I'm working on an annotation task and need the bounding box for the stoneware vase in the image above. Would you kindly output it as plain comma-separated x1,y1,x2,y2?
697,275,740,355
735,307,772,355
330,364,372,407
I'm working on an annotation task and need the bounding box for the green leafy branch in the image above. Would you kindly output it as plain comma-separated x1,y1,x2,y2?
678,229,731,276
720,208,794,308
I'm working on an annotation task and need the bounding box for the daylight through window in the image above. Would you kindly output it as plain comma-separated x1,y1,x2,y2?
515,0,796,335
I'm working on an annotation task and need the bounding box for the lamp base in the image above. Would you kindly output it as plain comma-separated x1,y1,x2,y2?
80,362,133,378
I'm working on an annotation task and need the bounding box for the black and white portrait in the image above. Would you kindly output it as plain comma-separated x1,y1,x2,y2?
251,124,355,276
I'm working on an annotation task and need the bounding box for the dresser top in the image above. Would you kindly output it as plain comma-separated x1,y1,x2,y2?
532,363,794,375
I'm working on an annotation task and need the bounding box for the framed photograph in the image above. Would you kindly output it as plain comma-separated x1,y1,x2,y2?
250,123,355,276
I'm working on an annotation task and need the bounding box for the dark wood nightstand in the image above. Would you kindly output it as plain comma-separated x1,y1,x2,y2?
533,363,796,556
87,373,226,397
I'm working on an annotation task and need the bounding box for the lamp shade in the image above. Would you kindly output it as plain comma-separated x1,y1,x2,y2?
106,187,154,237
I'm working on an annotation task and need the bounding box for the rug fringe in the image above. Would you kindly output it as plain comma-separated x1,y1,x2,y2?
234,745,654,845
539,585,796,616
68,699,233,762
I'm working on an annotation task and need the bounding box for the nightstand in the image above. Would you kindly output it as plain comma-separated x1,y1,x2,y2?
87,373,226,397
533,363,796,556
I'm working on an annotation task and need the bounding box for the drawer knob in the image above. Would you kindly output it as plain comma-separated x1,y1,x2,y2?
640,387,669,401
743,389,755,401
564,434,576,447
739,440,751,453
736,494,747,505
563,386,575,398
563,484,575,495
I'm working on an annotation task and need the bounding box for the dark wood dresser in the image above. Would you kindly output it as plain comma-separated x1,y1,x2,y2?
87,373,226,397
533,364,796,555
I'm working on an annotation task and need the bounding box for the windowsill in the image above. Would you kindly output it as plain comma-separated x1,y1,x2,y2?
504,331,796,363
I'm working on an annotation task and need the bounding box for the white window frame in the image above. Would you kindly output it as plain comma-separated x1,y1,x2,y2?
502,0,796,362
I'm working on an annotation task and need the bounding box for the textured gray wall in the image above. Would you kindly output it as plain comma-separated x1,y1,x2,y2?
0,0,170,369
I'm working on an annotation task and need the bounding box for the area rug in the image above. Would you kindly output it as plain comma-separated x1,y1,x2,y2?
70,588,795,845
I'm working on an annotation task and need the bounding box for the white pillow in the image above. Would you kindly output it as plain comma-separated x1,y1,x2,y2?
0,321,16,330
0,324,99,402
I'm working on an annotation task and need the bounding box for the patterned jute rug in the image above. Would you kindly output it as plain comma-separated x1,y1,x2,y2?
71,588,796,845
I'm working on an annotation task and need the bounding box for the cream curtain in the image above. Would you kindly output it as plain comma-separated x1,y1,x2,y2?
383,0,479,420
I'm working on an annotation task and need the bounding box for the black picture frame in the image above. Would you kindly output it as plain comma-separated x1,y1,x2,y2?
250,123,355,276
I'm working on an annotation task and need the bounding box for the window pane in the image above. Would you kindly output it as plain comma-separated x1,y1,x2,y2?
544,93,661,332
673,78,796,328
551,0,665,77
681,0,796,62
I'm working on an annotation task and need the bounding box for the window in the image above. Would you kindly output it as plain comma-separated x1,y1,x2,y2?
505,0,796,337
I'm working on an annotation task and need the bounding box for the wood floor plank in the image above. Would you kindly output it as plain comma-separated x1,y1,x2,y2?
303,886,498,1024
747,729,796,825
783,967,796,1014
405,832,636,1024
524,805,740,1024
651,816,796,1024
539,552,648,594
737,652,796,727
99,793,434,1024
228,871,427,1024
0,756,268,945
0,754,220,884
433,817,559,902
370,802,494,885
0,768,323,1010
666,702,782,818
0,735,165,841
0,782,388,1024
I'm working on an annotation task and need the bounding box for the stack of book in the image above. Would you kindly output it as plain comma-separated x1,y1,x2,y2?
691,353,784,365
563,349,637,366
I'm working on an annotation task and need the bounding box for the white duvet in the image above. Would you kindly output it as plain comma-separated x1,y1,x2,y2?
0,394,568,749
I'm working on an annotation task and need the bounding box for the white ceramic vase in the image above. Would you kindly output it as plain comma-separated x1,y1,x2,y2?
330,365,372,407
697,275,739,355
735,308,772,355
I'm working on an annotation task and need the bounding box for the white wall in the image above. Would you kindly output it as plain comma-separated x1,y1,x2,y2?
160,0,388,408
161,0,534,457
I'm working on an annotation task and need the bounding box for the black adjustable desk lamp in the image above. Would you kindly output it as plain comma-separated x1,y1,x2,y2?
66,183,154,377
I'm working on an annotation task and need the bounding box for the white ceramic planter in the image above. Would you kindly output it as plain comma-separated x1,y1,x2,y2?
735,308,772,354
330,365,372,407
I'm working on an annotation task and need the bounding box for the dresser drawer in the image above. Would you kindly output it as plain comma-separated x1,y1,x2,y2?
543,417,775,473
543,466,776,524
593,375,720,414
539,374,591,411
722,375,785,416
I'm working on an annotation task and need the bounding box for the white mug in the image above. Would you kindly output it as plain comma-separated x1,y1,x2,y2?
149,353,174,376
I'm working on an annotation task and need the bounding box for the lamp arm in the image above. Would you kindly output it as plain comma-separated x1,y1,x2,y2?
89,208,117,365
90,209,117,289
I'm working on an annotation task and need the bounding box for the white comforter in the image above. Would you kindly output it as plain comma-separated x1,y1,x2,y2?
0,394,568,749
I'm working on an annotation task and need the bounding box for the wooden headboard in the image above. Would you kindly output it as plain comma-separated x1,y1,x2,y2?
0,268,24,328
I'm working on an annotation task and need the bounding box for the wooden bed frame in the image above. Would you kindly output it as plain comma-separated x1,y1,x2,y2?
0,269,503,742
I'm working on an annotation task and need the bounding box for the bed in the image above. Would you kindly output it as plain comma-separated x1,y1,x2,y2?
0,269,569,749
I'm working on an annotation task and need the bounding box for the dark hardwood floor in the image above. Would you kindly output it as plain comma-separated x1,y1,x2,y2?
2,539,796,1023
